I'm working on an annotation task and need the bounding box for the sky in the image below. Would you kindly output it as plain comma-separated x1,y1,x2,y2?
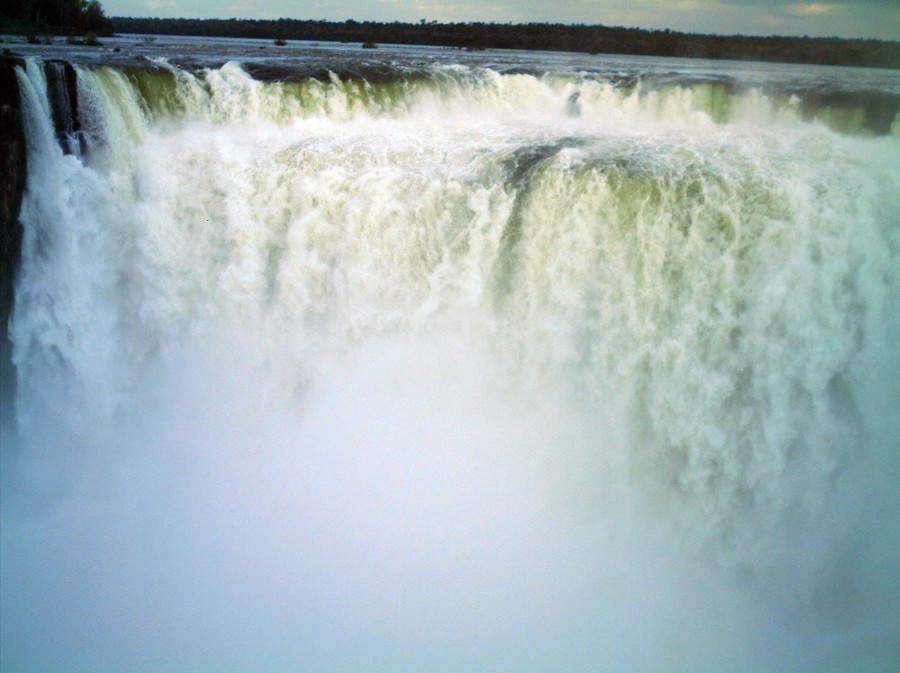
103,0,900,41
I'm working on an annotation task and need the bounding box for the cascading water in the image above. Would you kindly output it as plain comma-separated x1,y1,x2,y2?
1,45,898,673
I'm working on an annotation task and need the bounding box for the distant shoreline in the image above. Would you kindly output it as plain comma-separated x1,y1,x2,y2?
106,16,900,70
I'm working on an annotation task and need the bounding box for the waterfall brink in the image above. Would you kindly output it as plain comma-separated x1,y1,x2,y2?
38,57,898,136
2,53,899,673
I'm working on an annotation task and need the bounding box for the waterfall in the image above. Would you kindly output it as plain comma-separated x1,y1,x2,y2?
2,54,898,673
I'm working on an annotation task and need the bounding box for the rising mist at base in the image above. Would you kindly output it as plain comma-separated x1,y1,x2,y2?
1,40,899,673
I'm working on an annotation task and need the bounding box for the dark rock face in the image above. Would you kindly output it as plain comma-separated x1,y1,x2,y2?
0,56,83,420
1,56,26,418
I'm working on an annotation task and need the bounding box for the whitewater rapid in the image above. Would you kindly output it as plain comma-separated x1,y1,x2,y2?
2,49,899,673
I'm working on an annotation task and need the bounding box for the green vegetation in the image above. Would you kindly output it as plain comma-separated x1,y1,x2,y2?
1,0,113,37
107,17,900,69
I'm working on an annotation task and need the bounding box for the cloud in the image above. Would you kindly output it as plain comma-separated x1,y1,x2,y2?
786,2,841,16
102,0,899,39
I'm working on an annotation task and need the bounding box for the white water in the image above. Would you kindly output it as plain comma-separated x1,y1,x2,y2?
2,55,899,673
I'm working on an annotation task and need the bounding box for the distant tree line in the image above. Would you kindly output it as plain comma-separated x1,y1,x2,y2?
108,17,900,69
1,0,113,36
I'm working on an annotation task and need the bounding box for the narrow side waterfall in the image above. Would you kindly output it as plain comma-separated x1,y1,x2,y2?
2,54,898,673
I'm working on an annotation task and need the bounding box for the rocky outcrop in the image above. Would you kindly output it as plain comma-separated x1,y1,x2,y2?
45,60,84,155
